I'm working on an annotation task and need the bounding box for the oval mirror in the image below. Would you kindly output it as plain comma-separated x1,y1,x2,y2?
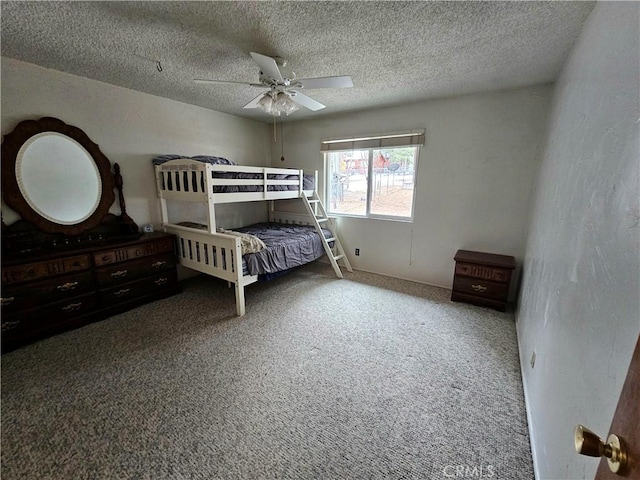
17,132,102,225
2,117,115,235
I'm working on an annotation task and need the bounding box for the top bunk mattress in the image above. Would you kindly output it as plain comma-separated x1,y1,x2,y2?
153,155,315,193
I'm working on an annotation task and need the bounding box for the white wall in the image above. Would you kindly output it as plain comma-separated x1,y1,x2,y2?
1,58,271,231
516,3,639,479
273,85,552,292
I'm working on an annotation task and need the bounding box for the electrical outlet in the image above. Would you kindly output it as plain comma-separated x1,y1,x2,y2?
530,350,536,369
355,248,360,256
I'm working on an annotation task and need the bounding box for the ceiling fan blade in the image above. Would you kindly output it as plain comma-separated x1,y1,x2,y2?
298,76,353,89
250,52,283,83
195,79,263,87
243,92,268,109
289,91,326,111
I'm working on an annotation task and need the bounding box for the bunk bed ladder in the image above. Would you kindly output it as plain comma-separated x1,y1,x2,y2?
302,193,353,278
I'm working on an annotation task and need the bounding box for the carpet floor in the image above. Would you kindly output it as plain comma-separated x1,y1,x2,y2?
1,262,533,479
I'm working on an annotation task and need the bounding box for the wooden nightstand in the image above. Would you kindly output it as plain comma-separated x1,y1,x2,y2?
451,249,516,311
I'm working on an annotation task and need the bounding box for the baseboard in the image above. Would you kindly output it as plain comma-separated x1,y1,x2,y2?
515,311,540,480
340,264,451,291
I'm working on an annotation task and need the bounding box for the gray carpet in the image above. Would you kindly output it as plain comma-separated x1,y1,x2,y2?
1,263,533,479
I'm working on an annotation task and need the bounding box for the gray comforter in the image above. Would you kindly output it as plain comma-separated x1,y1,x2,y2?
236,223,331,275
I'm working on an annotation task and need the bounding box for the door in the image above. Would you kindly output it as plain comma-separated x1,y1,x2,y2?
591,335,639,479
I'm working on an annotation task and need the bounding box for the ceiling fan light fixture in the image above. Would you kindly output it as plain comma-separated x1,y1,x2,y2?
284,100,299,116
276,92,299,116
257,92,298,116
257,93,278,116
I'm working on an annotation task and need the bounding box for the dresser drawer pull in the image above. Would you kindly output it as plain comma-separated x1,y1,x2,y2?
152,261,167,269
154,277,168,286
1,296,15,306
57,281,79,291
2,320,21,331
471,284,488,292
111,270,128,279
62,302,83,312
114,288,131,297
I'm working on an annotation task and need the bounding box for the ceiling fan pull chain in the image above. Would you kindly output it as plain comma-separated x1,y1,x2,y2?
273,116,277,143
280,119,285,161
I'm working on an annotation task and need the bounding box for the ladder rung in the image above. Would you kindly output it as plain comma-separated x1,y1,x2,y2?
317,218,329,223
308,199,320,203
333,254,345,261
325,237,336,242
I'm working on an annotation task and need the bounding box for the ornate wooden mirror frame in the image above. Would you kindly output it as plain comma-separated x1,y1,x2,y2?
2,117,139,253
2,117,117,235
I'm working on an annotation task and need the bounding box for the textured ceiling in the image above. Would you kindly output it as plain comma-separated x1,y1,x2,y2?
1,1,594,123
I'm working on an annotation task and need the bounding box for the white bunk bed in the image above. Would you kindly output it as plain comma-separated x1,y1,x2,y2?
155,158,352,316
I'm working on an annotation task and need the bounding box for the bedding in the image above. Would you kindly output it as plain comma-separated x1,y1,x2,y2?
152,155,315,192
238,223,331,275
175,222,331,276
216,227,266,255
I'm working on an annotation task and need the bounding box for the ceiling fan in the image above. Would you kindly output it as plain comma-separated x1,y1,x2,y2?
195,52,353,116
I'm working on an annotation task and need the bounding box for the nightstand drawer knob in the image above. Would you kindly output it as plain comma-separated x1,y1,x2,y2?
114,288,131,297
111,270,128,279
471,284,488,292
154,277,168,286
152,261,166,269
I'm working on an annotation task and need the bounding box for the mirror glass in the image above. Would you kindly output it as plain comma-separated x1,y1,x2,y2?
16,132,102,225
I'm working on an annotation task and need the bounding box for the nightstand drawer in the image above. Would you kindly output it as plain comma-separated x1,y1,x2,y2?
454,262,511,283
453,276,508,300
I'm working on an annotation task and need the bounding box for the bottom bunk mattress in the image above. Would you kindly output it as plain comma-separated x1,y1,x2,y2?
237,222,332,276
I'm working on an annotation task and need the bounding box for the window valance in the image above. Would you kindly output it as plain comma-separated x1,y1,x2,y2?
320,131,425,152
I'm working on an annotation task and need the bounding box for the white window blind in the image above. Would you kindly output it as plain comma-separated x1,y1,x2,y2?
320,131,425,152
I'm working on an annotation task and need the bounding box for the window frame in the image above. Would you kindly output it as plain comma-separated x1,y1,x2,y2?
323,144,420,222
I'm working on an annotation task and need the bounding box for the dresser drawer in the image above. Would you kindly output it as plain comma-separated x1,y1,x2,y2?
34,292,99,323
95,253,175,287
2,293,98,344
1,271,95,314
2,314,27,336
2,255,91,285
454,262,511,283
94,238,174,267
452,276,508,301
99,270,178,304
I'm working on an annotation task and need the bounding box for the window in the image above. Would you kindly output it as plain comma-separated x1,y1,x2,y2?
322,132,423,220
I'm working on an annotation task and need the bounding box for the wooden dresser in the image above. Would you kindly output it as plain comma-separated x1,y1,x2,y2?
1,232,180,352
451,249,516,311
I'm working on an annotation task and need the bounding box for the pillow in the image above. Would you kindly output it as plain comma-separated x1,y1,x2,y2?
152,154,236,166
217,228,266,255
191,155,236,165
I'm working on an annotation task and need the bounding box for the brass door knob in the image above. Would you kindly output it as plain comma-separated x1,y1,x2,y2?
574,425,628,474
